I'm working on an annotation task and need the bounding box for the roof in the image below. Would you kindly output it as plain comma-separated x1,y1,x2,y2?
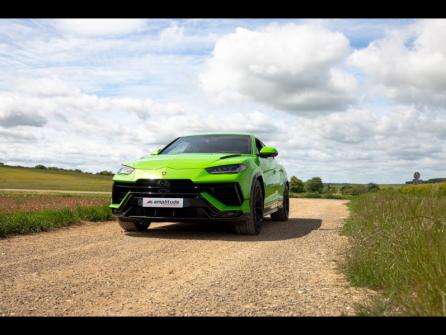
181,132,255,137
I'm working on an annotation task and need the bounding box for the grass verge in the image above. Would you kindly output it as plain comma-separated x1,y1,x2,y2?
0,204,112,237
342,189,446,315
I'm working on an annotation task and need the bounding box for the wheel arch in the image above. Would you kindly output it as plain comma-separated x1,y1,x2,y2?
252,172,265,199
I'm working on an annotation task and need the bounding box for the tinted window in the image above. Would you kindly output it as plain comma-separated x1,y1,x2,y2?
161,135,252,155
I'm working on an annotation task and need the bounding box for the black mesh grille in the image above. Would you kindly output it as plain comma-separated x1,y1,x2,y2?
112,179,198,204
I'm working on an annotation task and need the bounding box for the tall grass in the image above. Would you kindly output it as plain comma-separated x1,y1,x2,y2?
343,188,446,315
0,204,112,237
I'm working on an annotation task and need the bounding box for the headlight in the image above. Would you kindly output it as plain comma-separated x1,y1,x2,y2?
116,165,134,175
206,164,247,174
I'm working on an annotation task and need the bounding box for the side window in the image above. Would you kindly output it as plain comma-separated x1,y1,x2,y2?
255,138,264,155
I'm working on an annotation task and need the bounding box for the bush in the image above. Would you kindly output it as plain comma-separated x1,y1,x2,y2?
300,192,322,198
340,184,370,196
34,164,47,169
323,184,335,194
367,183,380,192
96,170,114,176
290,176,305,193
304,177,323,193
351,185,368,195
341,185,353,195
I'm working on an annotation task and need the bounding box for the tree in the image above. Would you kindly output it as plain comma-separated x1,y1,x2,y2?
367,183,380,192
34,164,47,169
304,177,323,193
96,170,114,176
323,184,334,194
290,176,305,193
351,185,368,195
341,184,368,196
340,185,353,195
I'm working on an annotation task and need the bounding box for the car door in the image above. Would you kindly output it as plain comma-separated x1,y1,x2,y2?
255,138,277,206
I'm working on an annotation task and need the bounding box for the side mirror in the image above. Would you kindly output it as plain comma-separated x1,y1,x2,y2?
151,148,161,155
259,146,278,158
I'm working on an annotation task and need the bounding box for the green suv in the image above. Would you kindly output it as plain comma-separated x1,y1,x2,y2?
110,132,289,235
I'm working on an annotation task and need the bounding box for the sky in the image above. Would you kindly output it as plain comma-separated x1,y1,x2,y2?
0,18,445,183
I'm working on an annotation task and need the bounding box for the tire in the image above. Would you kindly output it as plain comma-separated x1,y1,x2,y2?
271,184,289,221
118,218,151,232
234,180,264,235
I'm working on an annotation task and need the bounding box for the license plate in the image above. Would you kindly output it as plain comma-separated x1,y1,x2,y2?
142,198,184,208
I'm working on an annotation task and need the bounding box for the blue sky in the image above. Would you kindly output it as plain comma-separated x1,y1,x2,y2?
0,19,445,183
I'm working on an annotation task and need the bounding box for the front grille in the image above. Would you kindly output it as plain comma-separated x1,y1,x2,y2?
112,179,243,206
112,179,198,204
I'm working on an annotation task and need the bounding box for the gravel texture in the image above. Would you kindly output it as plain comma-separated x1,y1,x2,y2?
0,198,372,316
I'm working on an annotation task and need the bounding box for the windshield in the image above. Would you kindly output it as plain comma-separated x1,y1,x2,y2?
160,135,252,155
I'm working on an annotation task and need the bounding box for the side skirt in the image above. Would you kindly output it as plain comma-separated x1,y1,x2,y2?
263,200,283,216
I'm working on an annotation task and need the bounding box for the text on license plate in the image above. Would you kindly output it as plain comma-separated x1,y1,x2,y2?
142,198,184,208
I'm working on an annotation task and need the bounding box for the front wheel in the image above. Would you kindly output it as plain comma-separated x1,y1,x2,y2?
234,180,264,235
118,218,151,232
271,184,289,221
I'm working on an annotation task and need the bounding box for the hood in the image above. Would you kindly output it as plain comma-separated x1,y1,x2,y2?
127,153,249,170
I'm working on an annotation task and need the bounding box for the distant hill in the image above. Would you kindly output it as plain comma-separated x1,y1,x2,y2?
0,166,112,192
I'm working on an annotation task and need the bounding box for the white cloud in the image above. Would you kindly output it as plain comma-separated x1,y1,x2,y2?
1,19,446,183
13,77,78,97
0,93,48,128
54,19,147,36
0,77,190,125
350,19,446,107
159,22,185,45
0,77,289,172
2,77,446,183
200,23,357,114
0,110,46,128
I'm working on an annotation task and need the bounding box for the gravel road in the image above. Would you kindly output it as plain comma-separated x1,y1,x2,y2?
0,198,372,316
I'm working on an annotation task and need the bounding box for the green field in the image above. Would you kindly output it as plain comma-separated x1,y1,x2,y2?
0,191,112,237
0,166,113,236
342,183,446,316
0,166,112,192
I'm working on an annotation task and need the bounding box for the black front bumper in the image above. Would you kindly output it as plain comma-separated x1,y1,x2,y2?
112,193,247,223
111,179,247,223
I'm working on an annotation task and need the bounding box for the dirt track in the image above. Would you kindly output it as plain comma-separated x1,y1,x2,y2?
0,198,371,316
